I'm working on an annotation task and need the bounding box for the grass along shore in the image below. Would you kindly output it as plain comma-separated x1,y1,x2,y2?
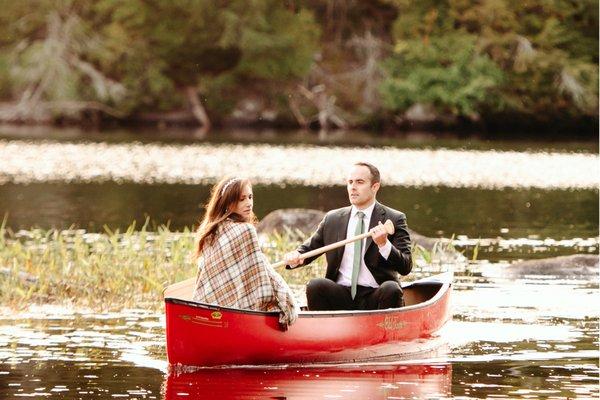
0,220,451,312
0,220,328,311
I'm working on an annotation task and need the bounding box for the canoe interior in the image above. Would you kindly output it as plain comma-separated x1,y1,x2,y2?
164,276,443,309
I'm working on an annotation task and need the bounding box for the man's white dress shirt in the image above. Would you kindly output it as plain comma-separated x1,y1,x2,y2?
336,201,392,288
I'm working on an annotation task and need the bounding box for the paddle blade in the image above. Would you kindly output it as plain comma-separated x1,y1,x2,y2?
383,219,395,235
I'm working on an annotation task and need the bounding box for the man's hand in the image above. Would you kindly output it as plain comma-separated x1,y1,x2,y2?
283,250,303,267
370,221,389,248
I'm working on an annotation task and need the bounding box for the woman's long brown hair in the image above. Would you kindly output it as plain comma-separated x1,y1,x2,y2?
195,177,257,258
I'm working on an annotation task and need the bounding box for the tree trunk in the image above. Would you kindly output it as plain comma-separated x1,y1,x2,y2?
288,96,309,128
184,86,211,130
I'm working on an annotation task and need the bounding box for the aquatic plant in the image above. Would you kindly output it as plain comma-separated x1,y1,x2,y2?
0,220,464,311
0,222,323,311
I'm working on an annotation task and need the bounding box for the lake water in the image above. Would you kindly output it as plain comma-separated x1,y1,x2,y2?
0,270,597,399
0,127,598,398
1,183,597,239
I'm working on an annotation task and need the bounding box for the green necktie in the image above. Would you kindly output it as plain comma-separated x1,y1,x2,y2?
351,211,365,299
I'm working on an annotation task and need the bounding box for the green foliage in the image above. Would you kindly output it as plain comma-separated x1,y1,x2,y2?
0,2,126,110
0,0,596,125
381,0,598,119
0,0,320,117
381,33,504,116
94,0,320,111
236,7,320,80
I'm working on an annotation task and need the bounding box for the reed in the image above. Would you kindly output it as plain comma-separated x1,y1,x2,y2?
0,222,446,311
0,222,326,311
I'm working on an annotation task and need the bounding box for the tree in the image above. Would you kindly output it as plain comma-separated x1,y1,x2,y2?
0,0,126,122
451,0,598,117
380,27,504,118
381,0,598,122
0,0,320,127
94,0,319,128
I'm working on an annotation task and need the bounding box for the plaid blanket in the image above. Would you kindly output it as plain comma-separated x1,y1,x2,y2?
192,220,298,327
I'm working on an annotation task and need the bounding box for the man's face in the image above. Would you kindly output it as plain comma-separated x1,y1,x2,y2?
347,165,379,208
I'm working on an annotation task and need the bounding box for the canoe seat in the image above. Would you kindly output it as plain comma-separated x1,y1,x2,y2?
164,277,196,300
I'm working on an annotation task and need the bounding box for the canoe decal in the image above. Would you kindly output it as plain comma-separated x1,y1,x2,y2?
211,311,222,320
179,314,228,328
377,316,406,331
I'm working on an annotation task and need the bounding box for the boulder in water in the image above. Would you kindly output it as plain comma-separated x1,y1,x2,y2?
257,209,326,236
506,254,598,278
258,208,441,251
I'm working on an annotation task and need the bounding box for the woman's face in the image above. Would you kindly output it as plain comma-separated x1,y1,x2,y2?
231,184,253,219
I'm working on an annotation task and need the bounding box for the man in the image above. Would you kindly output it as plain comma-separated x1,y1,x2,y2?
284,162,412,311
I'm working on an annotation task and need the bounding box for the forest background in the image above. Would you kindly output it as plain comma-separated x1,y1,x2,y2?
0,0,597,136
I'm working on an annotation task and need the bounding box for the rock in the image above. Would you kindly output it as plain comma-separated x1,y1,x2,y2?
258,209,326,236
396,103,458,130
506,254,599,278
258,208,441,250
226,97,279,125
404,104,438,123
408,229,439,250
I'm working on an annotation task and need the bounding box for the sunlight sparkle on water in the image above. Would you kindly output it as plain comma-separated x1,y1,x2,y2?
1,140,598,189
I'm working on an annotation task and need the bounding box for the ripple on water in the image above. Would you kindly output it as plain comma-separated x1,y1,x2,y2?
0,271,599,399
1,140,598,189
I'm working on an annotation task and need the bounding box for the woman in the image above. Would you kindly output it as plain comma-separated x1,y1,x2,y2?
192,177,298,328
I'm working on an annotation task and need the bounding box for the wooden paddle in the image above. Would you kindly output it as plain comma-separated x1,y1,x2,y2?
271,219,395,270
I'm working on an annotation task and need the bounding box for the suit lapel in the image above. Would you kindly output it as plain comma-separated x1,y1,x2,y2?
365,202,386,250
334,207,351,263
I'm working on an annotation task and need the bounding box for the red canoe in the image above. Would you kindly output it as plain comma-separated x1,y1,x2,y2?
164,272,452,367
165,364,452,399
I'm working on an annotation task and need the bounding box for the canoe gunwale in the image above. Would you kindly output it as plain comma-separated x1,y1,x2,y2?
164,271,452,319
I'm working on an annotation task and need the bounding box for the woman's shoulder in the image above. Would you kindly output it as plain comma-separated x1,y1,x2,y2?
222,220,257,236
217,221,259,250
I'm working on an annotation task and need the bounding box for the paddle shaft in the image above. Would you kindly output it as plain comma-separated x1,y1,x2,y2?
271,231,372,269
272,219,395,270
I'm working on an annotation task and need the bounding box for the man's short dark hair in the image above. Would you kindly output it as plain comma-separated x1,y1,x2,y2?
354,162,380,184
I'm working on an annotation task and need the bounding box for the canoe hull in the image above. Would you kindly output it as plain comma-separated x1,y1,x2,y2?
165,364,453,399
165,272,452,367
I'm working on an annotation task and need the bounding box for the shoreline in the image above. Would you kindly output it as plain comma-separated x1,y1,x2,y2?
1,111,598,139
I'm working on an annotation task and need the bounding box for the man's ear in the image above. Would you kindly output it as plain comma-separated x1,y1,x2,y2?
371,182,380,193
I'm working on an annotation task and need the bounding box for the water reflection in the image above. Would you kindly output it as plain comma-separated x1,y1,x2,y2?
0,361,162,399
0,183,597,242
1,125,596,153
164,364,452,399
0,265,598,399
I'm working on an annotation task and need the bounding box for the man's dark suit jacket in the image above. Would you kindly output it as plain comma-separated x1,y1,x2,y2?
296,202,412,285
